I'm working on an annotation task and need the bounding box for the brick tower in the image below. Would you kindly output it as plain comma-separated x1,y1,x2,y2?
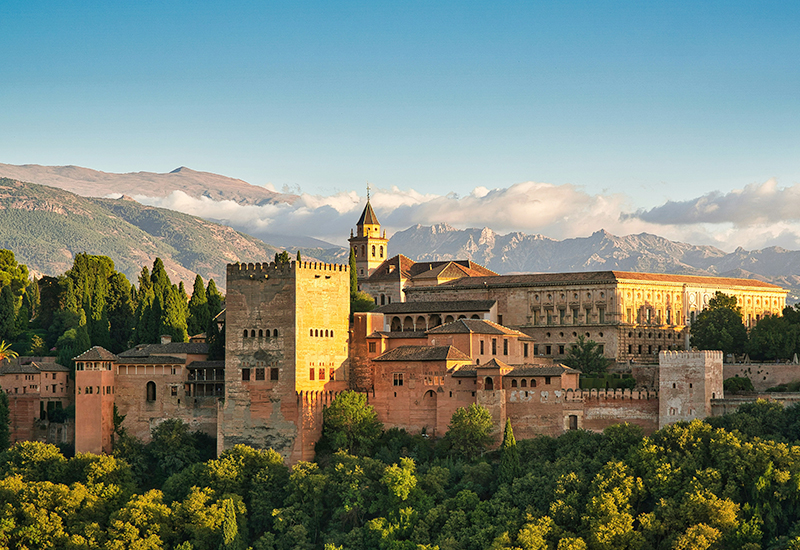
349,186,388,283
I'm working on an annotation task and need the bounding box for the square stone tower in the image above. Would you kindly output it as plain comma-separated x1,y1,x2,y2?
658,350,723,429
220,260,350,463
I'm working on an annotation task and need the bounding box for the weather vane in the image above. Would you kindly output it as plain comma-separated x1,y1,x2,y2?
366,181,371,201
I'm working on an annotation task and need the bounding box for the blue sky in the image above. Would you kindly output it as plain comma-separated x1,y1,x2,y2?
2,1,800,248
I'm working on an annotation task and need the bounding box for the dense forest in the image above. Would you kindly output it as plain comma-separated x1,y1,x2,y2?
0,249,225,365
1,396,800,549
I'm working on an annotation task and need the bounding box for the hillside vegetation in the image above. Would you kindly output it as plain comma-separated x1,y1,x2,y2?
0,178,281,287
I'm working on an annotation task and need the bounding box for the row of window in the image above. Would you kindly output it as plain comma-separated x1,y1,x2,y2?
628,344,683,355
353,244,384,259
533,343,604,356
310,368,335,381
243,329,279,338
242,367,279,381
532,308,606,325
79,385,114,395
309,328,335,337
534,291,606,302
626,307,678,325
391,373,552,389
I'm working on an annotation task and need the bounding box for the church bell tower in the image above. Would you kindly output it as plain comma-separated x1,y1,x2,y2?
349,185,388,282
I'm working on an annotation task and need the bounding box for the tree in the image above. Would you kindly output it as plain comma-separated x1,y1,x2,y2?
274,251,290,265
0,340,18,363
499,419,521,485
0,285,15,341
690,291,747,356
206,279,223,319
320,390,383,456
296,250,302,263
349,248,358,296
563,335,610,375
187,275,209,337
444,404,494,460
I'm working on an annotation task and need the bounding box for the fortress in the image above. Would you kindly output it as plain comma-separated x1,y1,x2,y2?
70,199,789,463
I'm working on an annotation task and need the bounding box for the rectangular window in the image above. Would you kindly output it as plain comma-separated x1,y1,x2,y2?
598,308,605,324
559,309,565,324
598,344,604,354
492,338,497,355
545,345,552,355
329,369,335,381
666,309,671,324
319,368,325,380
309,369,315,380
393,373,404,387
627,308,632,323
523,343,529,357
572,308,579,324
559,344,565,355
646,308,652,323
242,369,250,381
480,340,484,354
545,376,552,385
256,368,265,380
270,368,279,381
503,339,508,355
368,342,376,353
532,310,538,325
547,311,553,325
171,386,178,397
533,344,539,356
498,315,503,325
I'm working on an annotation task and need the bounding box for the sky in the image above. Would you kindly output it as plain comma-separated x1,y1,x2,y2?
2,1,800,250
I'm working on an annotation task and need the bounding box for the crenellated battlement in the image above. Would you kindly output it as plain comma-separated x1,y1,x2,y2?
578,388,658,401
227,260,348,281
659,349,723,367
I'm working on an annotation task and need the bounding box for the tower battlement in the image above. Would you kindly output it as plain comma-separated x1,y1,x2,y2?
226,261,348,281
659,350,723,367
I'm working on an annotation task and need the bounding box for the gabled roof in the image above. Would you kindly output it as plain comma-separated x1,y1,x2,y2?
357,201,380,226
427,319,526,336
365,255,497,284
407,270,784,292
477,358,511,369
73,346,118,361
374,300,495,314
373,345,471,362
117,341,209,358
0,358,70,375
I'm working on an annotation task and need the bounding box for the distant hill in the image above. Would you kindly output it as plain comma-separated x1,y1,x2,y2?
0,163,298,206
0,178,282,288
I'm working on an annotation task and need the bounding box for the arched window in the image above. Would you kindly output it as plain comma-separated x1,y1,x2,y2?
273,329,278,337
511,379,518,388
310,329,314,336
353,247,358,257
146,381,156,402
485,377,494,391
531,379,537,387
325,329,329,337
243,329,248,338
521,379,527,388
258,329,263,337
372,245,376,257
250,330,256,337
330,330,334,337
315,329,319,337
381,295,386,305
380,246,384,258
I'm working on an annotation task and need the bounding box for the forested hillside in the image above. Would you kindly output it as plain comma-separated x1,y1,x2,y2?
0,178,282,288
0,397,799,549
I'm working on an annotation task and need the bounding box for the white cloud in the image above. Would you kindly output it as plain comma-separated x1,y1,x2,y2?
132,178,800,252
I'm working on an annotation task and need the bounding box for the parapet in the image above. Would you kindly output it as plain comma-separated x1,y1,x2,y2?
227,260,348,281
659,350,723,367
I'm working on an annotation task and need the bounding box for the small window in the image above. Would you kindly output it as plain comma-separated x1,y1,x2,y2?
368,342,376,353
171,386,178,397
243,329,248,338
318,368,325,380
569,415,578,430
492,338,497,355
523,343,529,357
258,329,263,337
146,381,156,402
480,340,485,354
274,329,278,337
256,368,265,380
270,367,279,381
503,339,508,355
545,376,551,385
531,379,537,387
251,330,256,337
242,369,250,381
372,245,376,257
521,379,527,388
309,369,315,380
329,369,335,380
393,373,404,387
310,329,314,336
511,379,518,388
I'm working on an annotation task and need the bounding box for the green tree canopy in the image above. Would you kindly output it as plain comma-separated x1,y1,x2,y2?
444,403,494,460
690,291,747,356
320,390,383,456
187,274,210,337
563,335,611,375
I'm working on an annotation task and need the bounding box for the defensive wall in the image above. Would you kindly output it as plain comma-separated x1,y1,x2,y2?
724,363,800,391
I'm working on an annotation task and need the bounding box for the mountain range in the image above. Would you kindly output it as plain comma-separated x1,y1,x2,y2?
0,177,281,288
3,163,800,302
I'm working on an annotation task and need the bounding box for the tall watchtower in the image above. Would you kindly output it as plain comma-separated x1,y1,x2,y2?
349,186,388,282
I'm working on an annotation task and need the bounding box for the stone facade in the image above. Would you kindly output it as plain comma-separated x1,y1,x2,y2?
220,260,350,463
404,271,786,364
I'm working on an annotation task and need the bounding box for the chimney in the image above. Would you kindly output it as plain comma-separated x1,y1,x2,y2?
160,334,172,345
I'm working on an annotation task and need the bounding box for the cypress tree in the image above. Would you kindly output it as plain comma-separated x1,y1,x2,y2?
107,272,135,353
296,250,302,263
499,418,521,484
207,314,225,361
161,285,188,343
0,286,15,341
349,248,358,296
187,275,209,337
206,279,223,319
